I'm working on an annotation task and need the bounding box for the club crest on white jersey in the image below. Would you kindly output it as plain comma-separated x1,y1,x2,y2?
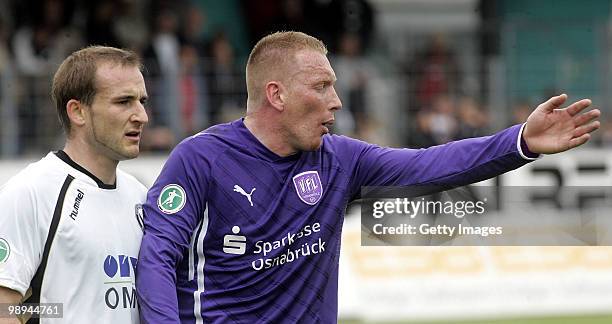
0,238,10,263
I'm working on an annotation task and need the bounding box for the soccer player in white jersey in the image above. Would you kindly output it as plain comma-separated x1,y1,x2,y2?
0,46,149,323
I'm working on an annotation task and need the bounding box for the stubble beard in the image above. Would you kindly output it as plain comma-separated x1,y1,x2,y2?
90,113,138,161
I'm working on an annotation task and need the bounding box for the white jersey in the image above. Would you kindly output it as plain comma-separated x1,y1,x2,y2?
0,151,147,323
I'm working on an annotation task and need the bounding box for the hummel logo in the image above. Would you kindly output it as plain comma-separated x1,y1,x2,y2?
233,185,256,207
70,189,85,220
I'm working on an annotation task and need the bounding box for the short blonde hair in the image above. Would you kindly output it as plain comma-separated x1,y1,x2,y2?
246,31,327,104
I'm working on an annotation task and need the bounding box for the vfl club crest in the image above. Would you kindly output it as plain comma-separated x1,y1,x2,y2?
292,171,323,205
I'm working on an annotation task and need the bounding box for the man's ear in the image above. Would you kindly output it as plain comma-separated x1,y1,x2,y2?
66,99,86,128
265,81,286,112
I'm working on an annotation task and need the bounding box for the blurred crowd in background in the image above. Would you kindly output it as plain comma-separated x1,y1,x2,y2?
1,0,612,157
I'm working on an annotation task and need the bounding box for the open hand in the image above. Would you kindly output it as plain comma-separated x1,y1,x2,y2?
523,94,600,154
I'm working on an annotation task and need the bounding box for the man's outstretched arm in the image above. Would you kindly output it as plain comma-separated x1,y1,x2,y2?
340,94,601,197
523,94,600,154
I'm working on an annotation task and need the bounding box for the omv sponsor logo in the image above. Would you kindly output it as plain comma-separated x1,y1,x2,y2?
103,255,138,310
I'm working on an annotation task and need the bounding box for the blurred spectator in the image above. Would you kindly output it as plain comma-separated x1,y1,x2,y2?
13,0,80,76
243,0,374,54
85,0,121,47
327,0,375,52
13,25,62,76
113,0,150,51
407,110,437,148
178,4,208,56
428,94,458,144
405,33,461,111
243,0,315,47
140,42,210,153
332,32,376,137
144,9,181,76
204,32,246,124
456,96,489,139
178,43,208,136
242,0,283,45
143,8,182,140
268,0,313,38
12,0,75,31
12,0,82,153
511,100,532,125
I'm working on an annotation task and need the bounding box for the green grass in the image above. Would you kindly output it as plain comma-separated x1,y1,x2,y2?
339,314,612,324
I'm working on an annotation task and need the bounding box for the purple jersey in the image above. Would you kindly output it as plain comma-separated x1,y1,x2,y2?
137,119,534,323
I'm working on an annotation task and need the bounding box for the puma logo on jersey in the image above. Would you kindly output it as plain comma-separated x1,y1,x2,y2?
233,185,256,207
70,189,85,220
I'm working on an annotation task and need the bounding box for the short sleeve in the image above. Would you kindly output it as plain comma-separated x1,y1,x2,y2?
0,180,41,296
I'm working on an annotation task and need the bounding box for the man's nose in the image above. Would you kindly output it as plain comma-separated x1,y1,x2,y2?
132,101,149,124
330,86,342,111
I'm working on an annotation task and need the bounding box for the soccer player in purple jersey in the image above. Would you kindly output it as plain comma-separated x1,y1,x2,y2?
136,31,600,323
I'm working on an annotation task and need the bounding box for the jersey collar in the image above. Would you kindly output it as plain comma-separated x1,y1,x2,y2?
54,150,117,189
233,118,301,163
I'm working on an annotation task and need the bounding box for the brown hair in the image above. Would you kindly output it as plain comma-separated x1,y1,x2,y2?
52,46,142,134
246,31,327,104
